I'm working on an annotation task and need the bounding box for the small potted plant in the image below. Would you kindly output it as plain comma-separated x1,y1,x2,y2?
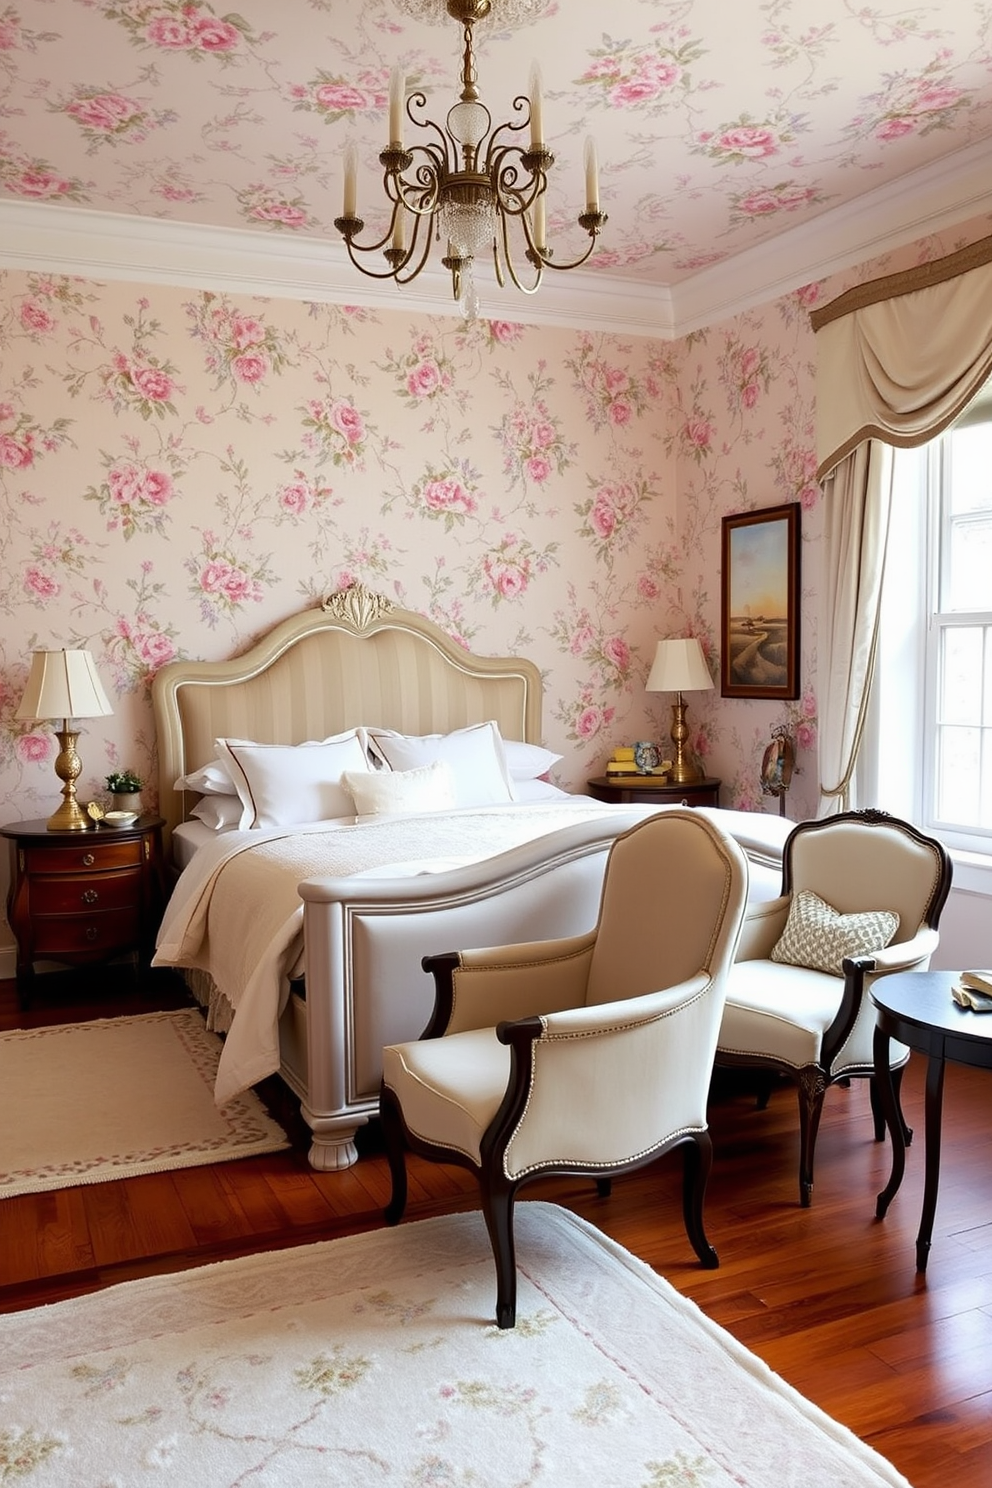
105,769,144,814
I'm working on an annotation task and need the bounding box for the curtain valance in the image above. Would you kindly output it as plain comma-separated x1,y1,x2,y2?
812,235,992,480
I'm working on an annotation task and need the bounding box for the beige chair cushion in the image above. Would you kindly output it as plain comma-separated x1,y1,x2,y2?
721,959,842,1068
382,1031,510,1165
770,890,899,975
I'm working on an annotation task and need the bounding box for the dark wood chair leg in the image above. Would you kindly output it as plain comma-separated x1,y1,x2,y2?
681,1131,719,1269
379,1083,410,1225
796,1065,827,1208
595,1176,612,1198
481,1174,519,1329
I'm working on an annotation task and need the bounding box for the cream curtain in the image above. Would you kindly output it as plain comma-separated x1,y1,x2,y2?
813,235,992,482
816,442,893,811
810,235,992,814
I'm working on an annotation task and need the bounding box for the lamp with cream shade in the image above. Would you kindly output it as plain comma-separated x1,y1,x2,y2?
646,638,713,785
15,649,114,831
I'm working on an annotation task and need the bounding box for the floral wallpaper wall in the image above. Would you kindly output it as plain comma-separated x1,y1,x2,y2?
0,275,687,845
1,211,990,946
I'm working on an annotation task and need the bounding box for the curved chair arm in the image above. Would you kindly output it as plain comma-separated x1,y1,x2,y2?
422,930,597,1037
525,971,711,1040
735,894,790,962
822,927,942,1067
865,926,940,975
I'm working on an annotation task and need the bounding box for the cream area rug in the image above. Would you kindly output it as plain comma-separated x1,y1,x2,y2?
0,1203,911,1487
0,1010,288,1198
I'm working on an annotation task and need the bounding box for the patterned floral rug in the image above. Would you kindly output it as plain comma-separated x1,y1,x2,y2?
0,1009,288,1197
0,1203,911,1486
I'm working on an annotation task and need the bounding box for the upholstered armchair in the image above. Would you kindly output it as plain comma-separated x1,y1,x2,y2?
379,809,750,1328
716,808,952,1207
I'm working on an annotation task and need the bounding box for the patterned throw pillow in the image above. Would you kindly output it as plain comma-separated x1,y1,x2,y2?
770,889,900,975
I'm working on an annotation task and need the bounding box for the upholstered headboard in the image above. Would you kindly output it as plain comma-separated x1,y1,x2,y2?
151,583,543,849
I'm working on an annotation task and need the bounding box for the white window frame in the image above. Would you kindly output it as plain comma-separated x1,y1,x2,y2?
867,398,992,861
924,428,992,852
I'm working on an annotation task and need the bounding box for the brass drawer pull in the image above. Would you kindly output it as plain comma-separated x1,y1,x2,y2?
81,889,99,905
82,852,95,867
85,926,99,942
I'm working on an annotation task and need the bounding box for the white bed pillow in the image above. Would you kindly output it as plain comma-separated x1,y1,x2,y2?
190,794,245,832
363,721,515,808
503,739,563,781
343,760,458,818
216,731,372,829
510,778,572,803
174,757,236,795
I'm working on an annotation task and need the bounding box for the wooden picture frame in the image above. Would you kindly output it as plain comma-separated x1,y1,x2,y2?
720,502,800,699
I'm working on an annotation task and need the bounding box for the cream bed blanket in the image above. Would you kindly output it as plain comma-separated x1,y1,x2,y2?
154,799,637,1105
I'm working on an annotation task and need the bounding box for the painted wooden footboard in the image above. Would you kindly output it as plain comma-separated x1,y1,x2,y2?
288,809,655,1169
286,806,792,1170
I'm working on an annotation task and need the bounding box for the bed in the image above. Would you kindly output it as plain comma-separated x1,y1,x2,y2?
152,582,792,1170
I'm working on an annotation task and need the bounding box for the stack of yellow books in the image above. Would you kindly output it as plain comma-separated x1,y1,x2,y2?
604,747,673,778
605,747,638,776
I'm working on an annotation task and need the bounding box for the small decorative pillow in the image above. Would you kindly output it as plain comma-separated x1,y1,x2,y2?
771,889,900,975
343,760,457,818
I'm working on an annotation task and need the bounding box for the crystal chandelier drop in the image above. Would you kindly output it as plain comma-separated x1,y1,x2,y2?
393,0,547,24
333,0,607,319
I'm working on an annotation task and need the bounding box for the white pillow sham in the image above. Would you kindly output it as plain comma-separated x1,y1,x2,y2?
510,778,571,803
174,757,236,796
344,760,458,818
363,721,515,808
216,731,372,830
190,793,244,832
503,739,563,781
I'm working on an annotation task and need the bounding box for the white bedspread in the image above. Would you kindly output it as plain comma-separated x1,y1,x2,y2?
154,799,643,1105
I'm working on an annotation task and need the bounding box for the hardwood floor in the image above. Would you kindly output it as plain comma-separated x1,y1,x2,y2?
3,967,992,1486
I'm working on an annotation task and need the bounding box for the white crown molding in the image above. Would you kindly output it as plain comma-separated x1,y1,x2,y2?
671,137,992,335
0,137,989,337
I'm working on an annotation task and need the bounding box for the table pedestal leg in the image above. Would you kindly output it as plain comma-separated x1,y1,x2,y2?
874,1024,906,1219
916,1050,945,1272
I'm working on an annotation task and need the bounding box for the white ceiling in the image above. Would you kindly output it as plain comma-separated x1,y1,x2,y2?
1,0,990,336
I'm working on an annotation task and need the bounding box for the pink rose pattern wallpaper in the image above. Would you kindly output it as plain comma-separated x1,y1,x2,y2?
0,2,989,289
3,211,991,913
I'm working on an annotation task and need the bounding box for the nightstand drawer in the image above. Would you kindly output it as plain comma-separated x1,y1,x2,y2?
32,907,141,956
30,868,142,916
24,838,143,875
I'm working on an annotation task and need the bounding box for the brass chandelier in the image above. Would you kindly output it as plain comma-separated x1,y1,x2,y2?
333,0,607,319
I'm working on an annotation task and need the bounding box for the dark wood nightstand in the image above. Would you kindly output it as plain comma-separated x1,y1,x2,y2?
1,815,166,1006
586,775,721,808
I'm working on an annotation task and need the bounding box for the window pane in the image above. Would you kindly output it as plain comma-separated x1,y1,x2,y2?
946,516,992,609
983,728,992,829
936,724,980,823
941,628,983,725
947,423,992,514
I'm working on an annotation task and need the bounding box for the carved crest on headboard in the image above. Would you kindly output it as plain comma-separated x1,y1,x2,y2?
321,581,394,630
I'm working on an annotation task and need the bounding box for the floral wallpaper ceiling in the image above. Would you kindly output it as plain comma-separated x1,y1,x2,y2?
0,0,989,292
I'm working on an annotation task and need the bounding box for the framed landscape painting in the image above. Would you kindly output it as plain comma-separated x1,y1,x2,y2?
720,502,800,699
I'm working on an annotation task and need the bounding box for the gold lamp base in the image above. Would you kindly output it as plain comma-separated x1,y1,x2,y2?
668,693,703,785
47,727,90,831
